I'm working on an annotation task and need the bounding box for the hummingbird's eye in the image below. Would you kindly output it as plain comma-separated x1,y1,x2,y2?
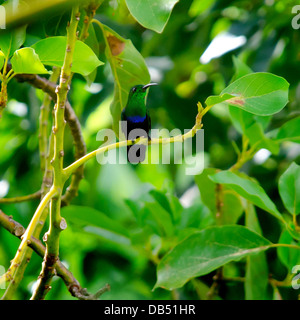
132,87,136,93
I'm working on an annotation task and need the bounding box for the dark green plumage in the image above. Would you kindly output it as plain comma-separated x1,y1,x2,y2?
121,84,157,163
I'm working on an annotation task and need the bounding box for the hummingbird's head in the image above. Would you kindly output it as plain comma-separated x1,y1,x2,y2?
128,83,158,101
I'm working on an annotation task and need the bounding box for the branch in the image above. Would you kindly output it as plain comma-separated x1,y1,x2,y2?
1,70,58,297
80,1,102,41
0,210,108,299
70,283,111,300
0,187,56,288
0,191,41,204
32,5,81,300
15,72,87,205
0,210,25,236
64,123,202,179
39,67,61,172
63,100,203,178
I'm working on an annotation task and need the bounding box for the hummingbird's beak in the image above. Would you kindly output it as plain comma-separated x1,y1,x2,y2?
142,83,158,91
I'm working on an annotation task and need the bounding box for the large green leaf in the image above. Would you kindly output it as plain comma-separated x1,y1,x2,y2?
11,47,49,74
155,225,271,290
125,0,179,33
100,24,150,137
205,73,289,116
278,162,300,216
31,36,103,76
209,171,284,222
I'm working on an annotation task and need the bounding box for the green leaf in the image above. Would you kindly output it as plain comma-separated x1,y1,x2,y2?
245,203,269,300
195,168,243,224
229,59,272,135
149,189,173,217
205,93,235,107
277,230,300,270
155,225,271,290
0,50,5,70
143,201,174,237
0,26,26,58
229,105,272,135
31,36,104,76
245,122,279,155
195,168,218,214
100,25,150,137
245,251,269,299
278,162,300,216
231,56,253,82
125,0,179,33
207,73,289,116
61,205,130,245
149,190,182,225
276,116,300,143
221,190,244,225
11,48,49,74
209,171,284,222
286,222,300,241
179,200,214,230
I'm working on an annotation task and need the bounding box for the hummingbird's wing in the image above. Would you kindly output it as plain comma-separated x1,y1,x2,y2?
146,110,151,139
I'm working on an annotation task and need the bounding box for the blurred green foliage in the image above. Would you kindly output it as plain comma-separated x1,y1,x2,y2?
0,0,300,300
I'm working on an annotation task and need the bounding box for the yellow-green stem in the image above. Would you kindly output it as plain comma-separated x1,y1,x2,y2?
39,67,60,172
0,186,56,288
64,124,200,179
31,5,80,300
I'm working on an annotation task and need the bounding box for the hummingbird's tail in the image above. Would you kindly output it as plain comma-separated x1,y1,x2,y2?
127,144,146,163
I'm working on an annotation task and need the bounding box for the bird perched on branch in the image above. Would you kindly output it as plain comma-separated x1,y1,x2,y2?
121,83,157,163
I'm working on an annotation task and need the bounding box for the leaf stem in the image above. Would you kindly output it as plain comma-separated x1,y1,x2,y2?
270,243,300,250
5,69,14,81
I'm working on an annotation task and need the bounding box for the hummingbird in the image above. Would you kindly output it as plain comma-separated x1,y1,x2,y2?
121,83,157,163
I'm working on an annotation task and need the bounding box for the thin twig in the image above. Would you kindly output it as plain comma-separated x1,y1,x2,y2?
0,191,41,204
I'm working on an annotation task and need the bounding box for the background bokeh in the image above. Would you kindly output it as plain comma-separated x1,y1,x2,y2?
0,0,299,299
